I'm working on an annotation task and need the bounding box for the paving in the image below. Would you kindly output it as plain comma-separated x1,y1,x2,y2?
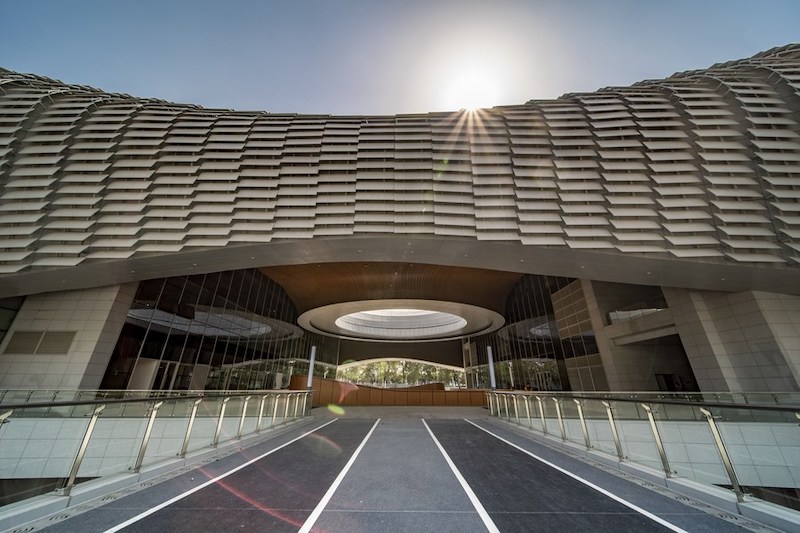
28,406,771,533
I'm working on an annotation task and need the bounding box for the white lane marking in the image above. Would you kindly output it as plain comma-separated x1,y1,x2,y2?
104,419,339,533
465,419,690,533
422,419,500,533
298,418,381,533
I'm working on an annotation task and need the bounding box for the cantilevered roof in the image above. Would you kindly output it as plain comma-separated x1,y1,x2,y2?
0,44,799,299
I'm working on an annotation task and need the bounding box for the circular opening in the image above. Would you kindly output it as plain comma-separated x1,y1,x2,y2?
335,308,468,339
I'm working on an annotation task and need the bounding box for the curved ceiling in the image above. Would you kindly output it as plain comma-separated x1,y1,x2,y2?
260,262,521,314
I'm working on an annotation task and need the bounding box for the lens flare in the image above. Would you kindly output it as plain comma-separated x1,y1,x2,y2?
327,404,346,415
304,432,344,458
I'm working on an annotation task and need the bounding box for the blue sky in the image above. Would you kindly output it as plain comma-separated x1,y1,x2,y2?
2,0,799,115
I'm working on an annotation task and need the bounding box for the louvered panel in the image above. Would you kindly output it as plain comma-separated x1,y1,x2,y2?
1,47,800,271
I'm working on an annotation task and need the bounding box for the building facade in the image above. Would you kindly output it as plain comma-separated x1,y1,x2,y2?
0,45,799,393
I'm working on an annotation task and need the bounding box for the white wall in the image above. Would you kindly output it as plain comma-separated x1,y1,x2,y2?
0,283,138,389
664,288,800,392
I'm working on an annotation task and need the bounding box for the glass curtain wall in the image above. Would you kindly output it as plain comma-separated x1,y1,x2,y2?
466,275,599,391
100,268,337,391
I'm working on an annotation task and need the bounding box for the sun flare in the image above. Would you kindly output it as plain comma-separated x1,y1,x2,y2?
442,67,500,111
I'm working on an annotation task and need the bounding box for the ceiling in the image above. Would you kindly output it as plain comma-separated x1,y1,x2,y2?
260,262,521,315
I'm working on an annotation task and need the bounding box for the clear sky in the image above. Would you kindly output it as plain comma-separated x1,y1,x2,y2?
2,0,799,115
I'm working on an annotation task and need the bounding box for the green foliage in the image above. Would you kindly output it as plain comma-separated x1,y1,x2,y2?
337,359,465,388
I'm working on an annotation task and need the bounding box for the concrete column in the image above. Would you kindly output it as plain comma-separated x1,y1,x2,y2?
487,346,496,390
306,346,317,389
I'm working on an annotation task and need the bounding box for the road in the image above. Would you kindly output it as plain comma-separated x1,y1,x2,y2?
38,408,757,533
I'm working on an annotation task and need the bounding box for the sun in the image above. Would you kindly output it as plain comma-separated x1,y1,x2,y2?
441,67,501,111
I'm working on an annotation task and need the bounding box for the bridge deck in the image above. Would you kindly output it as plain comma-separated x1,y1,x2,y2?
38,407,759,532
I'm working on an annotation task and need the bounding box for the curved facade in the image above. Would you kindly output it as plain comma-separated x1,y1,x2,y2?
1,45,799,394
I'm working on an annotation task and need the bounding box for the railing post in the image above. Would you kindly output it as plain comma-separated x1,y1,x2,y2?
212,397,230,447
179,399,202,457
641,403,672,478
513,395,520,424
63,404,105,496
524,396,532,428
601,400,624,461
236,396,251,438
487,392,495,416
535,396,547,434
553,398,566,441
0,410,12,430
700,408,745,502
283,393,291,421
293,393,300,418
502,394,509,419
574,399,591,449
270,393,279,427
133,401,163,473
256,394,269,431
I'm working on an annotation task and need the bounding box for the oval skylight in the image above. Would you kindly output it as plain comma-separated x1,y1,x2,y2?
335,308,468,339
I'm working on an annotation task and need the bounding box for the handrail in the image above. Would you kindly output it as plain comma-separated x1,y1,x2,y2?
0,390,288,411
488,389,800,520
496,390,800,413
0,389,313,509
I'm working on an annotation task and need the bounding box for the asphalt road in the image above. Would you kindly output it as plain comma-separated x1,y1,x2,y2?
39,410,756,533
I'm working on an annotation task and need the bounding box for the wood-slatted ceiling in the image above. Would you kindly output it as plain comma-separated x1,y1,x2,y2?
260,262,521,314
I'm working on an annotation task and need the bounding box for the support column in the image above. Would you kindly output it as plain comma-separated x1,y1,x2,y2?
306,346,317,390
487,346,497,390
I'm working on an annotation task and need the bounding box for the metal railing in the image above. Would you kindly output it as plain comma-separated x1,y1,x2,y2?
487,390,800,514
0,389,312,507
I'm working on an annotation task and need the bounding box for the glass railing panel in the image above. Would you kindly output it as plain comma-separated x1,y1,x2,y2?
609,401,662,471
651,405,729,485
225,395,262,437
0,404,99,504
184,398,223,454
488,392,800,514
583,399,620,458
81,416,144,478
526,396,545,433
218,398,245,442
715,405,800,511
0,390,37,405
260,395,278,429
559,400,583,443
581,398,607,420
539,396,557,421
657,402,700,422
517,395,536,429
0,390,309,511
606,399,643,420
142,399,195,467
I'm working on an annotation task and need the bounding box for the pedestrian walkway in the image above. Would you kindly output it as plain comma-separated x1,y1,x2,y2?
31,407,769,532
